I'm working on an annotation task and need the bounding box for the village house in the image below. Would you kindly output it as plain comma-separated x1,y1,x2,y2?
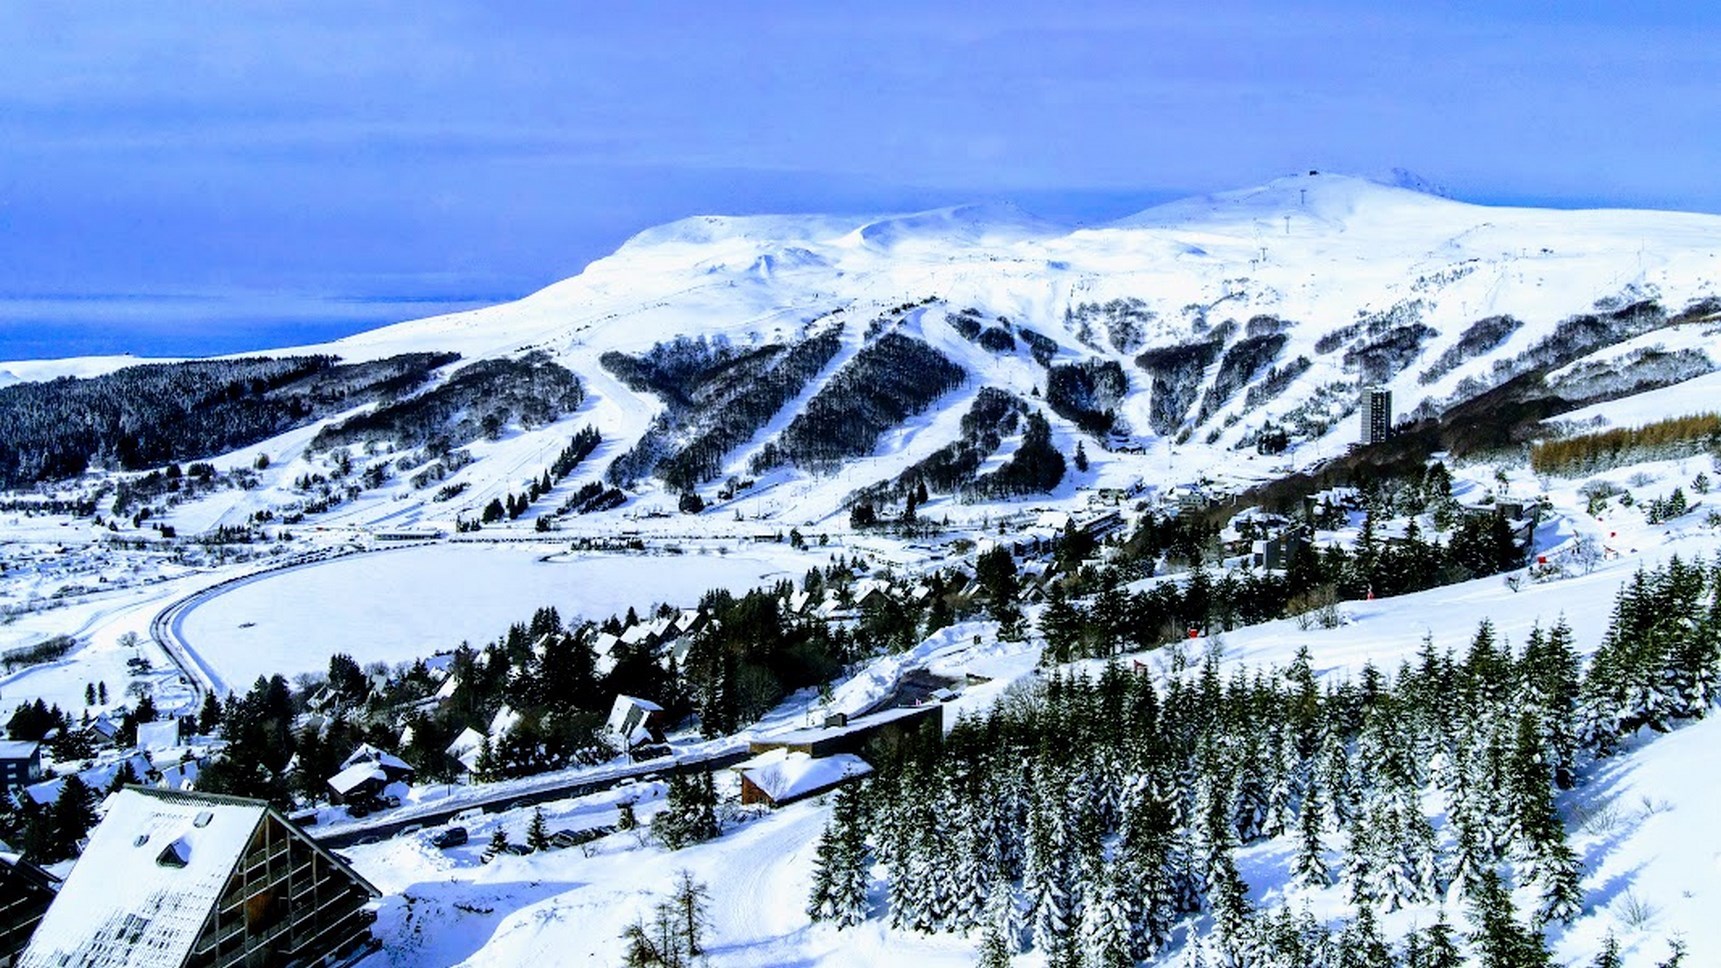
0,745,40,795
19,787,380,968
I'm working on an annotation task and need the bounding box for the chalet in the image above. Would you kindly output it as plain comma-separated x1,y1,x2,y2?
19,787,379,968
327,745,414,805
0,746,40,795
82,716,121,748
605,695,666,751
444,727,486,779
734,750,872,808
749,703,943,759
0,853,57,967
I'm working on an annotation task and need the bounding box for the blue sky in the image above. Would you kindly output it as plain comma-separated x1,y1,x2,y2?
3,2,1718,360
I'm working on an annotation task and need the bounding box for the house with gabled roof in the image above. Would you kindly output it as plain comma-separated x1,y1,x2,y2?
19,787,379,968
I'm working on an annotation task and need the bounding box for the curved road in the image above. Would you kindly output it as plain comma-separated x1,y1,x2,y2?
147,545,384,704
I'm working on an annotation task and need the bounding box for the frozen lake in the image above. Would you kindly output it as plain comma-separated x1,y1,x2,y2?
177,542,812,686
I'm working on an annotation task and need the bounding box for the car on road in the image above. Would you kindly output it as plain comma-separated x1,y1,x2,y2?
430,826,468,849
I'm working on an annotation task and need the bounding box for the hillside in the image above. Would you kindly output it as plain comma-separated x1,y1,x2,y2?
1,171,1716,545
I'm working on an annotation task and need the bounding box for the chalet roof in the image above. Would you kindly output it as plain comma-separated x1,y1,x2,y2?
23,752,152,806
328,763,388,796
0,740,39,761
339,743,412,775
19,788,377,968
605,695,664,747
737,750,871,804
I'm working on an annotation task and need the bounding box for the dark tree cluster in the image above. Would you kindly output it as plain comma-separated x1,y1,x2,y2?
0,352,458,489
605,329,844,490
1195,332,1289,425
1343,323,1440,386
758,333,965,473
964,412,1065,500
849,388,1025,510
683,587,851,736
1135,330,1230,436
310,352,581,454
1418,315,1524,386
1045,359,1129,436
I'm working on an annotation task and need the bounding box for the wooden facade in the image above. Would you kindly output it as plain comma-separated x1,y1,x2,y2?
0,856,56,968
186,810,377,968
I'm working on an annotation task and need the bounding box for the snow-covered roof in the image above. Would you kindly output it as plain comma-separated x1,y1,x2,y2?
0,740,39,760
21,788,378,968
605,694,664,747
19,789,269,968
446,727,484,758
23,752,152,806
328,762,388,796
488,705,521,741
339,743,412,774
738,750,871,804
135,720,180,753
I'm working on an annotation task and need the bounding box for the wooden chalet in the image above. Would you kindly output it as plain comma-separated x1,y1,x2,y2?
19,787,379,968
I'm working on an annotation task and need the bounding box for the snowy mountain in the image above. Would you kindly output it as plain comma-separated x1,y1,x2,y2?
4,171,1718,543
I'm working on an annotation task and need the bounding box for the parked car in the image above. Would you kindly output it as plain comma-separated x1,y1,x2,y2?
396,824,423,839
430,826,469,849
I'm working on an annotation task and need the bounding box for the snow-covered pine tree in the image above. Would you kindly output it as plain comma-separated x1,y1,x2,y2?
1206,848,1253,965
1078,863,1134,968
1466,868,1552,968
1518,618,1582,789
1315,724,1356,831
1024,779,1073,954
526,807,549,852
1504,711,1584,924
1335,905,1394,968
1293,782,1330,889
1408,909,1464,968
1588,932,1622,968
808,786,871,929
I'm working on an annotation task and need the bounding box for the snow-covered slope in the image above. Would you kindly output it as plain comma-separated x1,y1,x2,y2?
7,172,1720,537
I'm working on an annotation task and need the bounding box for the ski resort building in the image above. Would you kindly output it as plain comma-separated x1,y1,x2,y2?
19,787,379,968
0,853,57,967
1362,385,1392,444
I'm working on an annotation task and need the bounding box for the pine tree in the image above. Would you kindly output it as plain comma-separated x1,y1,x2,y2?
527,807,549,852
671,869,712,959
1411,910,1464,968
808,786,871,929
1293,784,1330,889
1336,906,1394,968
1466,868,1551,968
483,827,510,863
1078,863,1133,968
47,774,98,860
1589,933,1622,968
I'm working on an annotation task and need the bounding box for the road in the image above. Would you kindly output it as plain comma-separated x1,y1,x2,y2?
146,545,385,705
311,739,753,848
